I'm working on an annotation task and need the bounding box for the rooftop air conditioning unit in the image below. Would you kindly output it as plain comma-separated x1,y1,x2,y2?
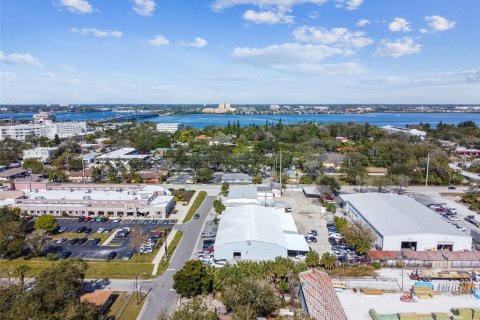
83,195,91,200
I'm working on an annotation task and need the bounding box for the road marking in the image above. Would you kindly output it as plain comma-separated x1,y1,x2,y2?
166,268,176,271
169,289,175,291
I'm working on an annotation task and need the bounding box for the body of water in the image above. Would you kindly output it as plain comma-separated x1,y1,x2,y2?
144,112,480,128
1,111,479,128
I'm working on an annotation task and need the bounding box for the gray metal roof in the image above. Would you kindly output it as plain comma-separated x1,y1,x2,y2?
228,185,258,200
340,193,467,237
222,173,252,180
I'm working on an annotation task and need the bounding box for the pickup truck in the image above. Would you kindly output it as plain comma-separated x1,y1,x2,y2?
465,215,480,228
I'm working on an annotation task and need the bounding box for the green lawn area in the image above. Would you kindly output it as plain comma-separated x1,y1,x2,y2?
166,231,183,255
182,191,207,223
0,258,156,279
0,231,185,280
107,291,146,320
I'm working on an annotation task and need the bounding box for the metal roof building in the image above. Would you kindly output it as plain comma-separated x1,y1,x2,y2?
224,185,260,207
214,205,309,261
340,193,472,251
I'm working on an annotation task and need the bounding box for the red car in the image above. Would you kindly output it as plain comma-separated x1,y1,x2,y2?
83,216,92,222
435,208,445,213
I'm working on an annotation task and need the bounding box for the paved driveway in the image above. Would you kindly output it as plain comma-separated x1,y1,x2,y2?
138,195,215,319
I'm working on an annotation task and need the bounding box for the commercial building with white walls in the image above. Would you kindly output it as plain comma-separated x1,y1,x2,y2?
340,193,472,251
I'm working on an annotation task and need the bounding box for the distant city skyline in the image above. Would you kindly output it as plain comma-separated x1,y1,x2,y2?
1,0,479,104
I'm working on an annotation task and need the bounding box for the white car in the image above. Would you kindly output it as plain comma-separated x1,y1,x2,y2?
449,208,458,214
97,228,105,233
448,216,460,221
457,225,466,232
112,218,121,223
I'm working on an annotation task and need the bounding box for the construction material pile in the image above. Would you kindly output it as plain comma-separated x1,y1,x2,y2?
451,308,480,320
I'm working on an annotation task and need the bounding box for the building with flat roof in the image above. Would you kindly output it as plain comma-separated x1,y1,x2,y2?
340,193,472,251
381,125,426,139
23,147,59,162
0,121,87,141
224,185,260,207
214,205,309,261
202,102,236,114
0,168,29,181
8,184,174,219
95,148,150,167
156,122,183,133
221,173,252,184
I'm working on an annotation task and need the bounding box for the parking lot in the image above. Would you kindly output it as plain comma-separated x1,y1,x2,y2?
281,191,332,255
46,218,177,261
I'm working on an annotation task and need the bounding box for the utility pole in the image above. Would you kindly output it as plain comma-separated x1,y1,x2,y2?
81,151,85,185
279,150,282,195
425,154,430,186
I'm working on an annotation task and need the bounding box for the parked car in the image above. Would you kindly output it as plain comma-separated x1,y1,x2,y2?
448,186,456,190
54,238,67,245
69,238,80,245
309,230,318,236
194,213,200,219
83,217,91,222
107,251,117,260
76,226,87,233
78,238,88,244
201,231,215,238
116,232,128,238
57,227,68,233
122,250,134,260
97,228,106,233
59,250,72,259
90,238,101,245
77,217,85,222
112,218,121,223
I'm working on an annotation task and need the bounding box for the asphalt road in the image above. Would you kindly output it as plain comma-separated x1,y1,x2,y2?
138,195,215,319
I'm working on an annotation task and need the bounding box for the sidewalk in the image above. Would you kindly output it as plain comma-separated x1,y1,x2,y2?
174,191,199,224
151,229,178,276
101,228,121,246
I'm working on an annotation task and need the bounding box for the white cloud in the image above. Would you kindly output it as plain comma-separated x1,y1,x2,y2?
425,15,456,31
389,17,412,32
70,28,123,37
211,0,327,12
356,19,370,27
58,0,93,14
243,9,294,24
185,37,208,48
293,26,373,48
132,0,157,16
362,70,480,87
0,51,43,67
345,0,362,10
308,11,319,19
147,35,170,46
60,64,76,72
231,42,366,75
419,28,428,34
374,37,422,58
42,72,57,80
232,42,347,63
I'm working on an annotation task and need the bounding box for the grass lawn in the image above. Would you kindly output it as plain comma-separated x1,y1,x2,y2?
182,191,207,223
166,231,183,256
107,292,131,319
0,258,155,279
107,291,146,320
117,291,146,320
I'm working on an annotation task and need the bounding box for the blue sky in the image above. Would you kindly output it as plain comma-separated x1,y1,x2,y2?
1,0,479,104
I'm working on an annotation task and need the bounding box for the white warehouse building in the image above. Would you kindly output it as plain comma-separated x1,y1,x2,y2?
156,122,183,133
340,193,472,251
214,205,309,261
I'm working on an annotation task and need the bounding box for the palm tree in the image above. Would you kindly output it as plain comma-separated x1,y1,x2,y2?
320,252,337,270
13,264,31,286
